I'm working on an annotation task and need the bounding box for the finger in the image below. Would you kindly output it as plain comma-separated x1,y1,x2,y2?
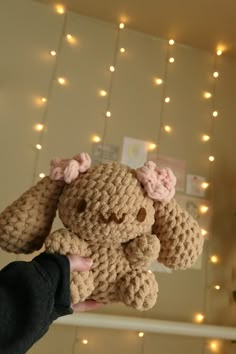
68,254,93,272
72,300,102,312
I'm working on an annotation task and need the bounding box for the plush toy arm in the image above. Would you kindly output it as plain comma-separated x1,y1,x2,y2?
45,228,91,257
45,229,94,304
124,233,160,267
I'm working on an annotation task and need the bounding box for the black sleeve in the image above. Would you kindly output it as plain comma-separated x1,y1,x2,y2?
0,253,73,354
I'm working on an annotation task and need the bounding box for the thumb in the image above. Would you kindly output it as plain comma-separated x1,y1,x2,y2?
72,300,102,312
68,255,93,272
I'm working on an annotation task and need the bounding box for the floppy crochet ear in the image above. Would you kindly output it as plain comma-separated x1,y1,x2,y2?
152,198,204,270
0,177,64,254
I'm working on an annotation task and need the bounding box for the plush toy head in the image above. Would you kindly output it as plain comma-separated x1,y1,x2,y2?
57,161,155,245
0,153,204,310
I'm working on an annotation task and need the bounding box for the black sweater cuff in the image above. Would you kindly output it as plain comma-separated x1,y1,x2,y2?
33,253,72,317
0,252,73,354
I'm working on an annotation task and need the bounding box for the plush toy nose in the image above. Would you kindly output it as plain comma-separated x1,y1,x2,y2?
100,212,126,224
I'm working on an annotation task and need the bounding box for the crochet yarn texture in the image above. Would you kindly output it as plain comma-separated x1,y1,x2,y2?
0,160,204,311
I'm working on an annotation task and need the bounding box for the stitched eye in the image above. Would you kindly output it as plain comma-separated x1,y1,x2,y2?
77,199,87,213
136,207,147,222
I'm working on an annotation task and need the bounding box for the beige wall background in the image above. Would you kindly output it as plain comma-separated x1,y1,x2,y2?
0,0,236,353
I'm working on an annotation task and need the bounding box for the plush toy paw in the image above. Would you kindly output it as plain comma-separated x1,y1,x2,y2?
70,271,95,304
45,229,90,256
124,233,160,267
117,270,158,311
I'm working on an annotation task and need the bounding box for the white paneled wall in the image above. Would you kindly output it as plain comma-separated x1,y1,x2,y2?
0,0,218,201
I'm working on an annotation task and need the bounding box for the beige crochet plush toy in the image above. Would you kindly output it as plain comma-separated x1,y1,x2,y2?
0,153,204,311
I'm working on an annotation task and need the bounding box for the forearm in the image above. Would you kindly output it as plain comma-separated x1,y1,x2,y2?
0,253,72,354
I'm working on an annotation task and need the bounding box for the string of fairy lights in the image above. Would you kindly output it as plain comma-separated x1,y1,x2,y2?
201,50,226,354
100,22,124,163
155,38,175,150
151,38,215,243
193,48,227,354
199,50,222,327
33,4,127,172
138,38,177,354
32,3,230,353
142,39,226,354
32,7,68,183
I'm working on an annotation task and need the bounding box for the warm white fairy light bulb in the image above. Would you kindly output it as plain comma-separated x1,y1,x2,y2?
36,144,42,150
202,134,210,142
106,111,111,117
169,39,175,45
39,173,45,178
214,285,221,290
82,339,88,345
99,90,107,97
138,332,144,338
210,341,217,350
165,97,171,103
50,50,56,56
194,313,204,323
169,57,175,63
210,255,219,264
120,47,125,53
201,229,208,236
34,124,44,132
55,4,65,14
212,111,218,117
92,135,101,143
110,65,115,72
155,78,163,85
119,23,125,29
35,97,48,106
66,34,76,44
199,205,209,214
201,182,209,189
58,77,66,85
209,340,220,352
204,92,212,99
164,125,172,133
213,71,219,78
209,155,215,162
148,143,157,151
217,49,222,56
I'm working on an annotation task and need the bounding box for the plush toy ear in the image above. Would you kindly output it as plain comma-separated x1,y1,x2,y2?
0,177,64,254
152,199,204,270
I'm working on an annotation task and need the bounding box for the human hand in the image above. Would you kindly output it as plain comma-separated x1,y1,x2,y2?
67,254,102,312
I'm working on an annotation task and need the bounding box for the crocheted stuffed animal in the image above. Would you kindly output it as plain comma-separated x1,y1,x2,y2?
0,153,204,311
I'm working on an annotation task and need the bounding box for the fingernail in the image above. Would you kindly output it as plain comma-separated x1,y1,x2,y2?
84,258,93,267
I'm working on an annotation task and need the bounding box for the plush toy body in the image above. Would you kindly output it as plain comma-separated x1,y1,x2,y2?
0,154,204,311
46,228,159,310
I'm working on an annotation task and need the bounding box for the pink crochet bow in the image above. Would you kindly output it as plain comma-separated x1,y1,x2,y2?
136,161,176,202
50,153,91,184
